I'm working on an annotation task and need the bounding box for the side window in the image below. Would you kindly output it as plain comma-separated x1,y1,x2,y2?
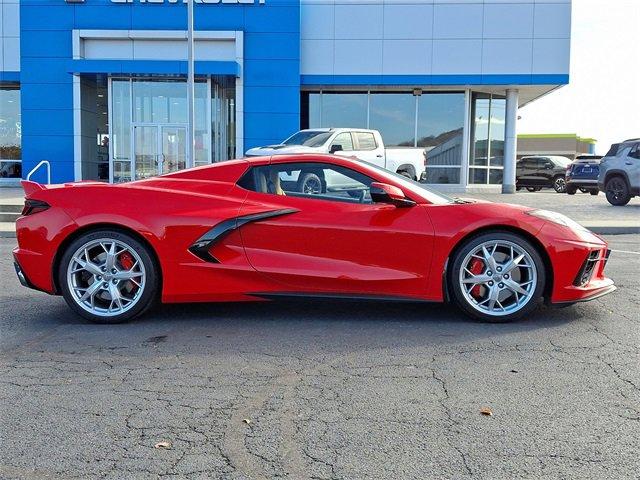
239,162,373,204
355,132,377,151
628,143,640,160
330,133,354,152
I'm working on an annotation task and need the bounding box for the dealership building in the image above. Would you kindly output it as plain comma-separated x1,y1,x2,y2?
1,0,571,192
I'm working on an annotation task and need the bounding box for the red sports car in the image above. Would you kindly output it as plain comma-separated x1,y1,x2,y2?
13,154,615,324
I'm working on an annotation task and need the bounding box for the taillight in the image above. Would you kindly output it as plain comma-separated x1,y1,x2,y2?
22,199,50,216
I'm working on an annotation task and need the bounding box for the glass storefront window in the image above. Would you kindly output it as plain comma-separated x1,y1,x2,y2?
112,80,132,182
0,85,22,180
470,93,505,184
320,93,368,129
369,93,415,147
110,78,233,182
303,90,466,184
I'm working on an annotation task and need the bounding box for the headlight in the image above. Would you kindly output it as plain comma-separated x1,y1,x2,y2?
526,209,590,232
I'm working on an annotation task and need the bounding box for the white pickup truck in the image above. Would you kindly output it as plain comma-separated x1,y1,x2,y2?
245,128,426,181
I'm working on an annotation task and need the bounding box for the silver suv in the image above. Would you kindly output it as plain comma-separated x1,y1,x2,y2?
598,139,640,206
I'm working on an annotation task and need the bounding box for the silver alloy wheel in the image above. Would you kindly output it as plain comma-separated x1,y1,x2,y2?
303,177,322,194
554,177,566,192
458,240,537,317
66,238,146,317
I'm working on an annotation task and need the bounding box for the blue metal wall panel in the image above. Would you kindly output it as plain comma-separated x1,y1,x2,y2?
19,0,301,182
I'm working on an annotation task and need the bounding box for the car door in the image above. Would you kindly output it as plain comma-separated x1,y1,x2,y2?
626,142,640,190
237,160,434,298
352,131,385,167
533,157,550,186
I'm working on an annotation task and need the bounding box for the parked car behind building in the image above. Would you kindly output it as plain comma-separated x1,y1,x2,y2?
598,139,640,206
516,155,572,193
565,154,602,195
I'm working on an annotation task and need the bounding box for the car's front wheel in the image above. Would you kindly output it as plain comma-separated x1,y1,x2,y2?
449,232,546,322
605,176,631,206
553,176,567,193
58,230,159,323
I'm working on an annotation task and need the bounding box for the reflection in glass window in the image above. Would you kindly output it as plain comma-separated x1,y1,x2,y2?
321,93,368,129
369,93,415,147
470,93,506,184
0,86,22,179
418,93,465,184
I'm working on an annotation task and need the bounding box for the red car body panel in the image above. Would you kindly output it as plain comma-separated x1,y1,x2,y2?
13,154,614,308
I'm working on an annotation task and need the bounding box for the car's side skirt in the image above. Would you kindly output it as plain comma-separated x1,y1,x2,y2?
248,292,435,303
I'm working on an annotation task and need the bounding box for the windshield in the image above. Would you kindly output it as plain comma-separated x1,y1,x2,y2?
283,131,332,147
360,161,454,205
551,156,572,167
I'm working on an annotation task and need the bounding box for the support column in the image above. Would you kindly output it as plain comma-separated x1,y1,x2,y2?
502,88,519,193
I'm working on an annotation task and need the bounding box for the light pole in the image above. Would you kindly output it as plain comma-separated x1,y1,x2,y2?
186,0,195,169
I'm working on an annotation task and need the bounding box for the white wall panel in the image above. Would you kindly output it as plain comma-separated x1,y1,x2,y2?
301,39,334,74
2,2,18,38
482,39,533,74
299,0,571,77
334,39,383,74
533,38,570,73
383,4,433,40
301,3,334,40
432,39,482,74
433,3,483,39
483,3,534,38
1,0,20,72
2,35,19,71
334,4,383,39
383,40,431,74
534,3,571,38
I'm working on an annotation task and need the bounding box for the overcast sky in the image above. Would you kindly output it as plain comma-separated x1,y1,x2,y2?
518,0,640,154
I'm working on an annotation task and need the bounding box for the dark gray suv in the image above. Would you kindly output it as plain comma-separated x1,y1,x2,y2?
598,139,640,206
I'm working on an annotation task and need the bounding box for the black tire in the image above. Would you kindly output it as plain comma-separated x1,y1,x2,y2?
398,170,413,180
448,231,546,323
553,176,567,193
297,172,324,194
605,176,631,206
590,189,599,196
526,187,538,192
566,185,577,195
58,229,159,324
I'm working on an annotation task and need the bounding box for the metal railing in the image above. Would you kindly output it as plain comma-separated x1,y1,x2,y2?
26,160,51,184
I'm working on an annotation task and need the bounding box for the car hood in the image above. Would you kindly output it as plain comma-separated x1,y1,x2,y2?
245,144,322,156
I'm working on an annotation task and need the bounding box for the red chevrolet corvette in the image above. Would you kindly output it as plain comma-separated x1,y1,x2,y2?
13,154,615,323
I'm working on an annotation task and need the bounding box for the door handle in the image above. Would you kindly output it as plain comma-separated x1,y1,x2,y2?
376,154,383,158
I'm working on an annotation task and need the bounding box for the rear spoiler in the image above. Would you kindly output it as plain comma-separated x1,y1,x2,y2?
21,180,47,197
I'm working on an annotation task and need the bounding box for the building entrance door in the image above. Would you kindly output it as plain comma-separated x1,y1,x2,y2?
133,124,187,180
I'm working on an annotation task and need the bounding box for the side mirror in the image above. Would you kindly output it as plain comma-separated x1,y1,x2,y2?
329,144,343,154
370,182,415,207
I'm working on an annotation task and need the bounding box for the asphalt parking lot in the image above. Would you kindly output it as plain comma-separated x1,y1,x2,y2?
1,235,639,480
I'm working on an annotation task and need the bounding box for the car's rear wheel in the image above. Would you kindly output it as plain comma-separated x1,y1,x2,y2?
449,232,545,322
605,176,631,206
58,230,158,324
553,176,567,193
566,185,577,195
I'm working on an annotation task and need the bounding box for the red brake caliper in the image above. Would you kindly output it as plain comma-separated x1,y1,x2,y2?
118,251,136,292
469,258,484,298
119,251,134,270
